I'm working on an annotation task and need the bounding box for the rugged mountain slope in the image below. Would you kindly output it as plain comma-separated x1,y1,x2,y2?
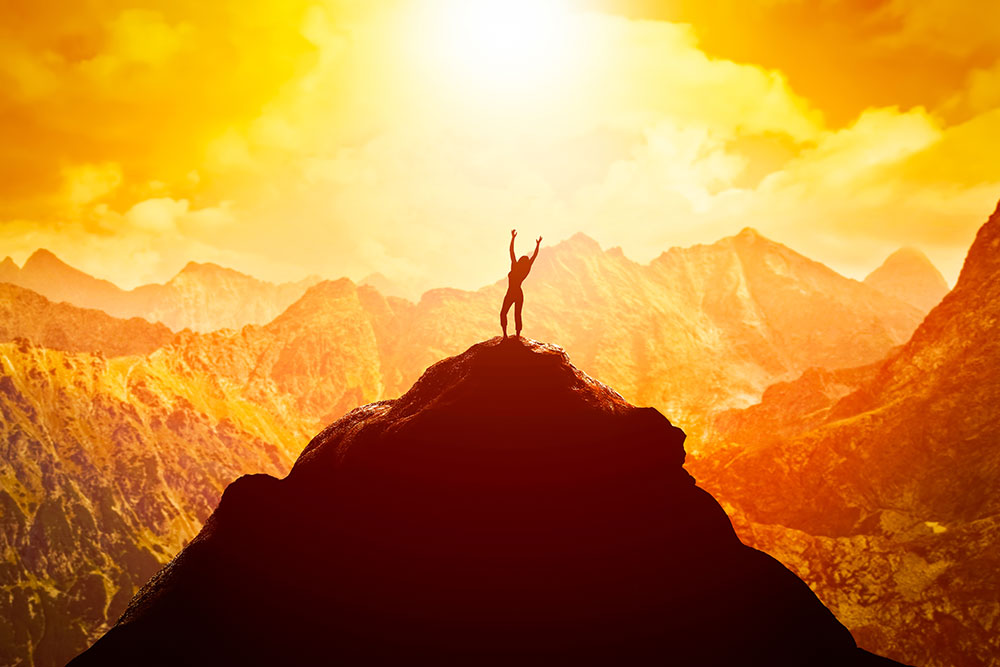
0,279,407,666
1,251,319,332
0,340,312,667
163,279,385,425
0,283,172,356
691,201,1000,666
864,247,949,312
72,339,902,666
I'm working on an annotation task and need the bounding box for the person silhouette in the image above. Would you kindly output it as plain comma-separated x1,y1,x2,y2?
501,229,541,339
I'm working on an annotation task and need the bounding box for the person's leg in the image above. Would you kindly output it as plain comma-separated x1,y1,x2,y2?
514,292,523,336
500,291,515,337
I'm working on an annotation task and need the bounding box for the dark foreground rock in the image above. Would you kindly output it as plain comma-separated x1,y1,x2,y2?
71,338,906,666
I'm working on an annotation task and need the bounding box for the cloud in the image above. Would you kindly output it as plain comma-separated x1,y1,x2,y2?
1,0,998,294
63,162,123,207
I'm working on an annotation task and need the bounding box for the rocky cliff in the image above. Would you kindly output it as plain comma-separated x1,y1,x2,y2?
71,338,903,665
692,201,1000,666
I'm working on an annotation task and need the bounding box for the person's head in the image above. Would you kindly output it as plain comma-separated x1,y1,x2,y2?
517,255,531,268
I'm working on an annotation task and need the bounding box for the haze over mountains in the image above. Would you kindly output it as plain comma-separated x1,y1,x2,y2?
864,247,950,312
0,225,960,665
0,250,321,333
691,201,1000,666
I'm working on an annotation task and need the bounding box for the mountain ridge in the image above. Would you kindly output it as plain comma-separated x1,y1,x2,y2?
0,251,322,333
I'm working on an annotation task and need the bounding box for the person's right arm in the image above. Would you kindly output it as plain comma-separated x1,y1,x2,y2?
510,229,517,266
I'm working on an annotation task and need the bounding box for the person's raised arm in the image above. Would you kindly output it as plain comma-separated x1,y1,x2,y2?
530,236,542,264
510,229,517,265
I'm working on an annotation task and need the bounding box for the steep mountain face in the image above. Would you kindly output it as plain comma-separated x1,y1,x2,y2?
1,251,320,332
691,202,1000,666
163,279,385,425
864,247,950,312
0,284,172,357
0,339,312,667
71,339,901,666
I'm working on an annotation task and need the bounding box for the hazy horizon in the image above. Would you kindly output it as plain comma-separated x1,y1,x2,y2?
2,1,998,292
0,222,962,295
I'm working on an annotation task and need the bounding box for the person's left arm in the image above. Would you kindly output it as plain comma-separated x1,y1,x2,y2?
529,236,542,264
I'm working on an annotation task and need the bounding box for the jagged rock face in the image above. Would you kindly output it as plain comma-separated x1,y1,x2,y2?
0,284,173,357
691,202,1000,666
71,339,898,666
162,279,386,423
864,247,950,313
0,340,309,667
729,514,1000,667
708,360,882,447
1,251,319,332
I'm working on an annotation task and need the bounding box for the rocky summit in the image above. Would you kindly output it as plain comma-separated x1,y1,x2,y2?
72,338,902,666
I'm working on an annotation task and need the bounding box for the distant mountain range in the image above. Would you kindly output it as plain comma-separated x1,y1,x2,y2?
0,250,321,332
0,227,956,665
691,201,1000,666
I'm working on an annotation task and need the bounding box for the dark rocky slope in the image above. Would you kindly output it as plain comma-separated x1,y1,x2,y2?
72,339,903,665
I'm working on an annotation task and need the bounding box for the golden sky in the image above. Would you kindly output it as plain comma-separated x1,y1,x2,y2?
2,0,999,291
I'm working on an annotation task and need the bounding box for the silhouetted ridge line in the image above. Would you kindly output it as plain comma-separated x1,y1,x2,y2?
72,338,906,666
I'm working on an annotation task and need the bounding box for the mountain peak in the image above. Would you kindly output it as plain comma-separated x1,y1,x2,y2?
265,278,359,329
74,337,890,665
562,231,602,252
0,256,18,281
179,260,223,274
171,261,256,283
864,246,948,312
23,248,67,268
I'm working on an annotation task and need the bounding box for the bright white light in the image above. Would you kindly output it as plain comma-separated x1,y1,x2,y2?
422,0,574,92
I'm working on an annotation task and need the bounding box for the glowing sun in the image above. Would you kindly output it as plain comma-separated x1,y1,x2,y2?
421,0,575,91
